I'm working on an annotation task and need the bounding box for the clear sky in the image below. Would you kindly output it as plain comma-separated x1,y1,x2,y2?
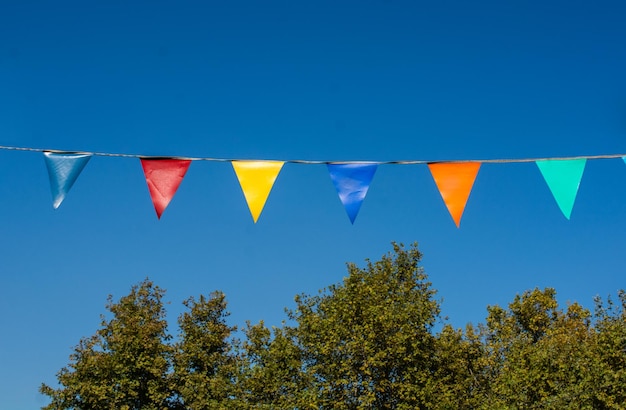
1,1,625,408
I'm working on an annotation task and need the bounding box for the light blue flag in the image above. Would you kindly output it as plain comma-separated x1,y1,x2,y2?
536,159,586,219
327,163,378,224
44,152,91,209
623,156,625,165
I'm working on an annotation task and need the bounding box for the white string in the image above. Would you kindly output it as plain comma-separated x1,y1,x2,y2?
1,145,624,165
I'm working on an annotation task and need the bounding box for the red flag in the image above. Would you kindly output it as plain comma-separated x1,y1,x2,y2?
140,159,191,219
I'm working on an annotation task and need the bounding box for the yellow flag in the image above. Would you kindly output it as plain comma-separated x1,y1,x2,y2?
232,161,284,223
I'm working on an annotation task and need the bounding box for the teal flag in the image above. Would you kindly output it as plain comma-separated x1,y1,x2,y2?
44,152,92,209
623,156,625,164
536,159,586,219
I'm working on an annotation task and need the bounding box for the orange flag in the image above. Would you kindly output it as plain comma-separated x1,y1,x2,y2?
141,158,191,219
428,162,481,227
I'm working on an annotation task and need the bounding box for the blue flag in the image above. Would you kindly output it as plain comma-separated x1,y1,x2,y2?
327,163,378,224
44,152,91,209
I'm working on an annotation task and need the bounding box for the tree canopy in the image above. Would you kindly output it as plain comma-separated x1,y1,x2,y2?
41,243,626,409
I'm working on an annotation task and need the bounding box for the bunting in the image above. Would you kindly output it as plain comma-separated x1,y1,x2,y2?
536,159,586,219
43,152,91,209
3,146,626,226
141,158,191,219
428,162,481,227
327,163,378,224
232,161,284,223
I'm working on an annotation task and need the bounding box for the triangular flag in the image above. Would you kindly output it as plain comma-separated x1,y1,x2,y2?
232,161,284,223
327,163,378,224
428,162,481,227
43,152,91,209
140,158,191,219
536,159,586,219
622,156,625,165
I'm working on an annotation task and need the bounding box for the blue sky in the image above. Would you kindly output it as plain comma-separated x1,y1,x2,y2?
1,0,625,408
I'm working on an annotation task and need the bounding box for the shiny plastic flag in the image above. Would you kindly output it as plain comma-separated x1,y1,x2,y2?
43,152,92,209
623,156,625,164
140,158,191,219
327,163,378,224
232,161,284,223
428,162,481,227
536,159,586,219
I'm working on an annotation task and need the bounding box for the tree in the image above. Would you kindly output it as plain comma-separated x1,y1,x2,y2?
235,321,311,409
41,248,626,409
40,279,174,410
590,290,626,409
428,323,486,409
172,292,237,409
478,288,598,408
289,242,441,409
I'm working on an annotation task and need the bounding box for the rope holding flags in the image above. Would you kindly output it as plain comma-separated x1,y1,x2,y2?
9,145,626,225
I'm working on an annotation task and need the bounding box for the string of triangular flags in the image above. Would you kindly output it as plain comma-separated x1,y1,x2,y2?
4,146,625,226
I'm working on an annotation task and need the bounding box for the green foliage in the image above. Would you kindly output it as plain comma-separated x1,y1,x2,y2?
40,279,174,410
591,291,626,409
479,287,626,409
40,245,626,410
290,242,440,409
172,292,237,409
428,323,486,409
235,322,310,409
